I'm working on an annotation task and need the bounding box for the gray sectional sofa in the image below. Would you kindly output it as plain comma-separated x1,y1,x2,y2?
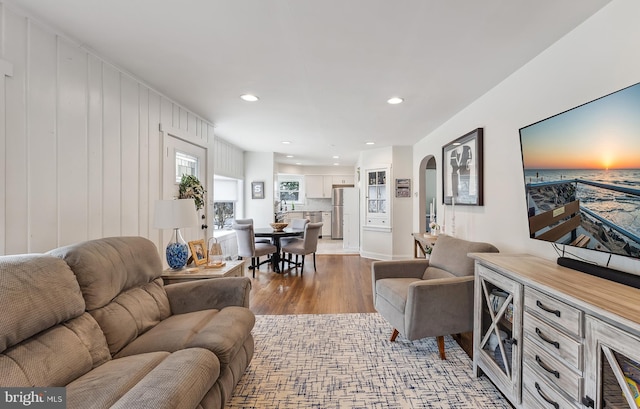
0,236,255,409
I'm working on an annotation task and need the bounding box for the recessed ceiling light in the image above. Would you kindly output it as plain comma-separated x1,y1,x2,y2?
365,141,375,145
333,163,340,166
295,162,302,165
332,155,339,159
281,141,291,145
286,155,294,158
240,94,259,102
387,97,404,105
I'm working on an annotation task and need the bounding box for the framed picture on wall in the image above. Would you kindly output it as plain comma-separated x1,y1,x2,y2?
395,178,411,198
442,128,483,206
251,181,265,199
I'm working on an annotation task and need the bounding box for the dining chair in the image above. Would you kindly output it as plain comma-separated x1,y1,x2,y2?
233,218,271,243
281,222,323,275
232,223,277,278
280,218,309,249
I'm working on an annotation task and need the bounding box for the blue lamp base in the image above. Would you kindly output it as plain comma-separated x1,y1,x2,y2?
166,228,189,269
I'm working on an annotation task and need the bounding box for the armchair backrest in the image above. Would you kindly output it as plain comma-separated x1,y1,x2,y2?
302,222,323,252
427,234,499,277
232,223,255,258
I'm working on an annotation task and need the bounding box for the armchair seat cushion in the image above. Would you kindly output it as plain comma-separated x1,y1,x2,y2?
376,278,422,313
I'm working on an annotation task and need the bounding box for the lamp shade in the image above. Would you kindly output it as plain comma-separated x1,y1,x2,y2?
154,199,199,229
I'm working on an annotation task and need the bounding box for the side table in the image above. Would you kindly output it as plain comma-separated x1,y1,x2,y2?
161,260,245,285
412,233,438,258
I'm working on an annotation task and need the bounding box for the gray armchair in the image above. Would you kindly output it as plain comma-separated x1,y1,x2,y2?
372,234,498,359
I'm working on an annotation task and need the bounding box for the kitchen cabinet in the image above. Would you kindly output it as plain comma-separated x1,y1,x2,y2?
332,175,354,185
283,211,303,224
365,167,390,230
321,212,332,238
471,253,640,409
306,175,333,198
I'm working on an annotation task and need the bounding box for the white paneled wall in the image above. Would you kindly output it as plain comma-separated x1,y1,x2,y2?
0,4,215,255
214,138,244,179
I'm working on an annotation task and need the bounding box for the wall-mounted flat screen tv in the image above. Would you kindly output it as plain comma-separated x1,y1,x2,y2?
519,82,640,260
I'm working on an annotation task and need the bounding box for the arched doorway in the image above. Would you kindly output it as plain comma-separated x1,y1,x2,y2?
418,155,437,233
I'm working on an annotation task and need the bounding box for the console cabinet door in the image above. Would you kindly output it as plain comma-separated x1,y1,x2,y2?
584,316,640,409
474,264,524,405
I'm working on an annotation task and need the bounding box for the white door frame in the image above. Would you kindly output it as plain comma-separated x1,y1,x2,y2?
159,123,211,242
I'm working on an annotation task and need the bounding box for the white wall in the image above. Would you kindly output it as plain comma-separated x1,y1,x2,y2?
0,3,214,255
359,146,413,260
276,164,355,176
412,0,640,274
392,146,413,258
244,152,276,227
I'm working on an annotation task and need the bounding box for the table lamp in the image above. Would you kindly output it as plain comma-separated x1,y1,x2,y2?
154,199,198,269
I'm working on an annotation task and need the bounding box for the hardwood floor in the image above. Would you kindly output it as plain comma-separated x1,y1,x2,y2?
243,252,474,357
245,254,377,315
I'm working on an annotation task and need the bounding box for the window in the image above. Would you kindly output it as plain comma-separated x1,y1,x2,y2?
175,151,198,182
213,202,235,229
278,175,303,203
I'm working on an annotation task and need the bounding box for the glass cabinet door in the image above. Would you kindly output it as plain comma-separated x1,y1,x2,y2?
365,168,390,229
585,316,640,409
474,265,523,404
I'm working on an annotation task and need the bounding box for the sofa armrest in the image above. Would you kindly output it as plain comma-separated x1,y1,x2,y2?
405,276,475,338
165,277,251,315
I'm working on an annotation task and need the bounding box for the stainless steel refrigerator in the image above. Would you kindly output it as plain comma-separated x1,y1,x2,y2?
331,188,345,239
332,187,358,240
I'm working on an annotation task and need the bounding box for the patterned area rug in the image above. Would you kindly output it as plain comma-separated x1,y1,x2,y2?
227,313,511,408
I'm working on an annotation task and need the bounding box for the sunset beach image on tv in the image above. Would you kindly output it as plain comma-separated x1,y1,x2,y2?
519,82,640,259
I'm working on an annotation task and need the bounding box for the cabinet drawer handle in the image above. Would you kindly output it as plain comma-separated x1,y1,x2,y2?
536,300,561,317
535,382,559,409
536,327,560,349
535,355,560,379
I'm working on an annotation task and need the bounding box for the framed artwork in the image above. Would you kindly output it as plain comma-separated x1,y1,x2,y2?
395,178,411,198
251,181,265,199
188,239,208,266
442,128,483,206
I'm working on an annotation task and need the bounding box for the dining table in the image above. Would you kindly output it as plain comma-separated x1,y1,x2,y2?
254,227,304,273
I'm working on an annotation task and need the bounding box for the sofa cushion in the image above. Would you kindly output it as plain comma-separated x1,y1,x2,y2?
48,236,163,310
0,313,111,387
0,254,85,352
114,306,255,369
67,349,218,409
428,234,499,277
110,349,220,409
90,278,171,355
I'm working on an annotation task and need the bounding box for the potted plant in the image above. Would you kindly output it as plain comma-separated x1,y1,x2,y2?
179,174,206,211
429,221,440,236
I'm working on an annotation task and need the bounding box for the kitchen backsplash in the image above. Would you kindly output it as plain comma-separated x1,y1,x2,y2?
278,198,331,212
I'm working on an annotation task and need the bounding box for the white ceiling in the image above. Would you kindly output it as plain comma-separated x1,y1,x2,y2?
7,0,611,166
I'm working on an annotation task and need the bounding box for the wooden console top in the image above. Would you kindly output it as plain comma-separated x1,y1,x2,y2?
469,253,640,337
